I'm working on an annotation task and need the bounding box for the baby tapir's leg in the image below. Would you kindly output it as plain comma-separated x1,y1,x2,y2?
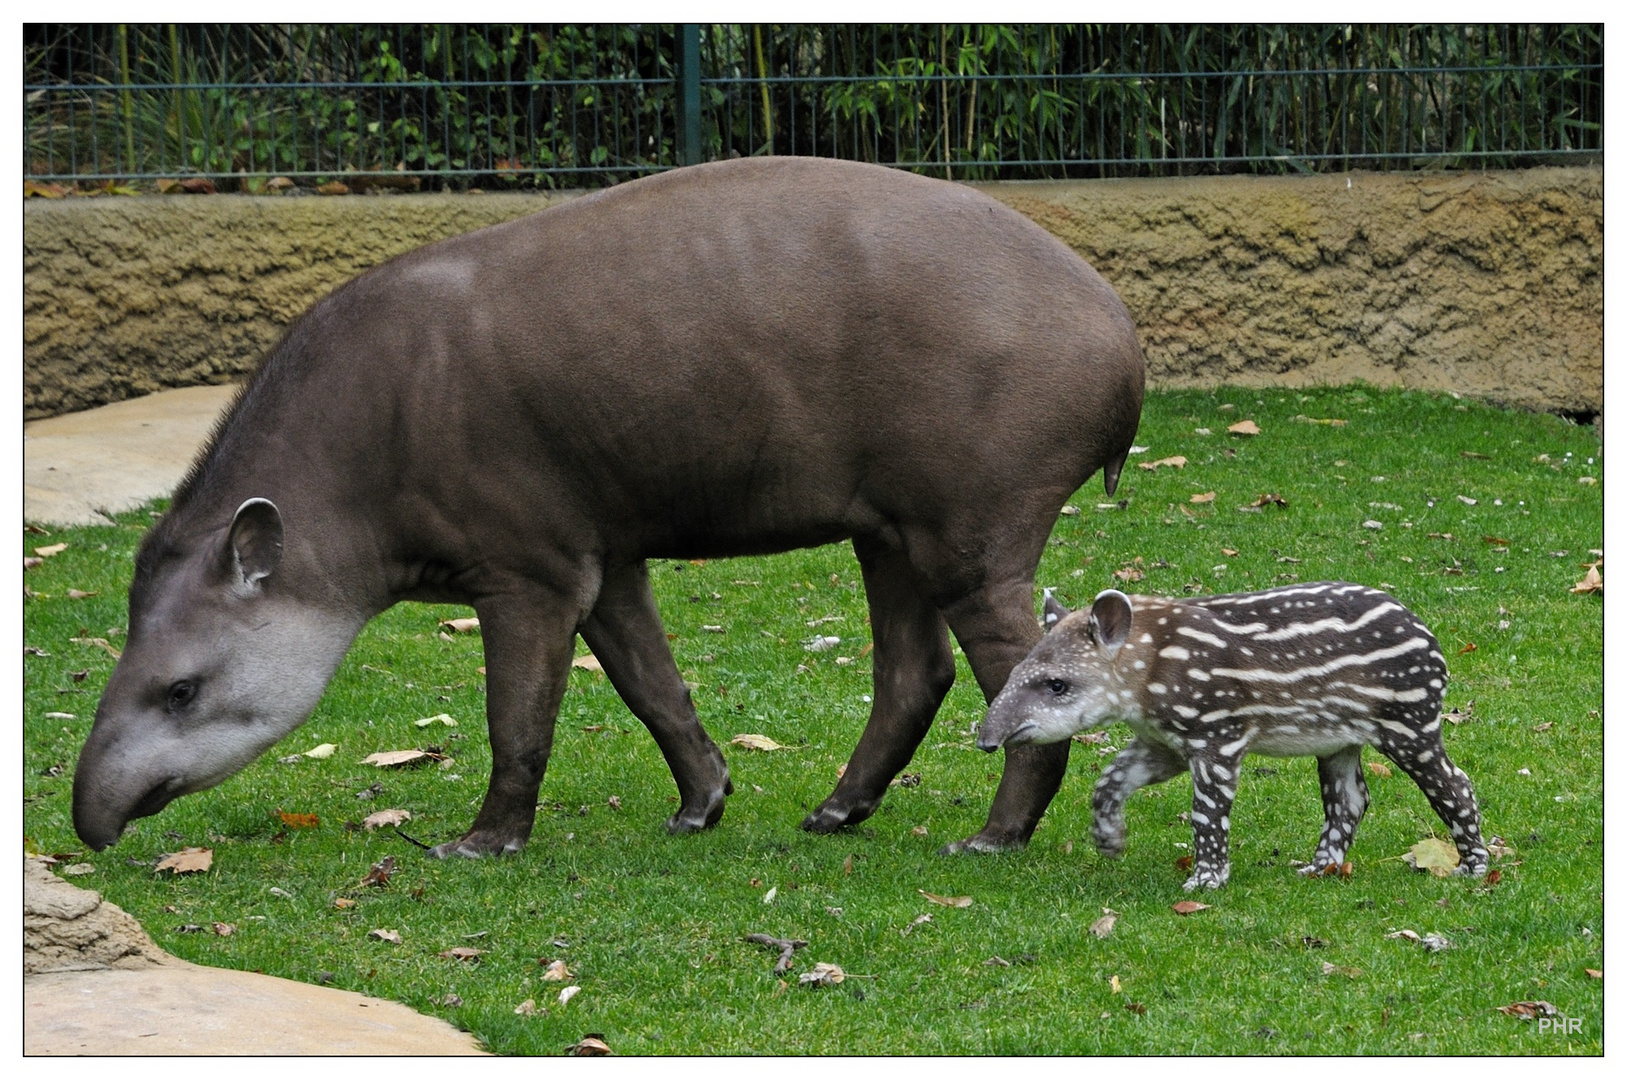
1184,731,1251,891
1302,745,1368,874
1091,737,1187,858
1379,733,1490,876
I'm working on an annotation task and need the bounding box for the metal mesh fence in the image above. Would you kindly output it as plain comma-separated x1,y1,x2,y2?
24,24,1602,190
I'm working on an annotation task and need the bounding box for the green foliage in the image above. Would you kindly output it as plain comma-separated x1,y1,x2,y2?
23,387,1602,1054
23,24,1602,188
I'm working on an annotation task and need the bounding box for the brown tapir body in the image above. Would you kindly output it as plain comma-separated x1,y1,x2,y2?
72,156,1145,858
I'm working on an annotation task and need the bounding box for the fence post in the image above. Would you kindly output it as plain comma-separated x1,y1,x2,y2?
677,24,702,166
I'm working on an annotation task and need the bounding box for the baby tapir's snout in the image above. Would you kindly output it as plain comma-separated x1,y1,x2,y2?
978,582,1490,890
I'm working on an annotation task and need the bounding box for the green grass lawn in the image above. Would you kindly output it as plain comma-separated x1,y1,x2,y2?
23,385,1603,1055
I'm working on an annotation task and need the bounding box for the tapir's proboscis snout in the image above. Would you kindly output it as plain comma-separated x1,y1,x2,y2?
71,157,1146,857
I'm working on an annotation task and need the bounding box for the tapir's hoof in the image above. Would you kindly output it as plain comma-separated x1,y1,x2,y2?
938,831,1027,856
799,796,877,834
665,793,728,834
1182,866,1229,891
428,833,527,859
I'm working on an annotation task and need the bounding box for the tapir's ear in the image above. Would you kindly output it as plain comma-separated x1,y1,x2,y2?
1087,589,1133,660
227,498,283,589
1042,587,1072,633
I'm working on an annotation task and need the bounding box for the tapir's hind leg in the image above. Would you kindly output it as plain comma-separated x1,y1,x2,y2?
581,560,732,833
936,577,1061,853
802,535,956,833
432,586,581,858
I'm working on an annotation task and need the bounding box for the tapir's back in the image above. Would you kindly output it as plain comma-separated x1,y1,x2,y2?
210,157,1145,562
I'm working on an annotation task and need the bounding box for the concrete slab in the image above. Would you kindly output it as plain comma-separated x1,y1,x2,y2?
23,383,239,527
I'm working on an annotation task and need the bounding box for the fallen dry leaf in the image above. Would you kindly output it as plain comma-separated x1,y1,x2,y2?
363,749,430,767
1457,642,1478,655
439,617,480,634
901,913,933,936
1585,969,1602,980
1089,913,1117,939
361,808,411,830
1109,974,1122,994
558,985,582,1007
368,928,401,944
35,543,68,557
1572,565,1602,595
1227,420,1261,436
919,890,973,908
439,947,484,961
799,962,846,987
1137,455,1188,471
303,743,337,759
278,812,319,829
1171,900,1210,915
1113,564,1145,583
178,177,217,194
730,733,785,751
212,922,235,936
1321,962,1362,978
1124,1001,1148,1016
1190,491,1217,504
24,557,42,570
360,855,397,888
1246,493,1289,509
414,713,457,727
66,589,98,600
571,654,604,672
1403,837,1460,877
316,180,350,196
910,825,929,836
514,999,540,1016
1497,1001,1558,1020
1294,415,1347,427
565,1036,613,1056
540,959,574,982
70,637,122,660
1366,761,1392,779
1221,547,1239,556
155,847,213,874
333,898,356,910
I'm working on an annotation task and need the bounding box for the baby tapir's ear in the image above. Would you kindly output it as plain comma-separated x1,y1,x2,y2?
1087,589,1133,661
1042,587,1072,633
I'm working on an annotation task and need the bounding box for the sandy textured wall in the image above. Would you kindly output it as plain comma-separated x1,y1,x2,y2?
23,167,1600,419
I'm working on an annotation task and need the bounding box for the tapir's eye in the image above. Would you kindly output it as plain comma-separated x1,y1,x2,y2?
1047,679,1069,696
166,680,198,712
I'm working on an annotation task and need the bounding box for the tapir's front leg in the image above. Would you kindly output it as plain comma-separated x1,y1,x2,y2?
431,588,581,858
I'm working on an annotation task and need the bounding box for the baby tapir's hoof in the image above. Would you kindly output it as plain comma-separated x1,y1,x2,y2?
1183,864,1230,891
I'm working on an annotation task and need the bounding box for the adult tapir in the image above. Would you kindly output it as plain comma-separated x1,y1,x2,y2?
72,156,1144,859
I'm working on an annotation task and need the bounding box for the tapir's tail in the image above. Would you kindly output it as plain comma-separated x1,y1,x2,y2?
1102,446,1130,496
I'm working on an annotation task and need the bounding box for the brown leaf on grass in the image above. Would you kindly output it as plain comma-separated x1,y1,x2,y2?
1482,535,1512,546
1483,869,1503,886
571,653,604,672
1366,761,1392,779
155,847,213,874
1124,1001,1148,1015
369,928,401,944
1321,962,1362,978
24,557,42,570
565,1035,613,1056
1227,420,1261,436
730,733,785,751
1460,450,1491,460
1246,493,1289,509
177,177,217,194
212,922,236,936
70,636,122,659
1113,564,1145,583
919,890,973,908
539,959,574,981
333,897,356,909
363,749,431,767
558,985,582,1007
1294,415,1348,427
439,617,480,633
361,808,411,830
278,812,319,829
66,589,98,600
1171,900,1210,915
360,855,397,888
1403,838,1460,877
35,543,68,557
843,854,854,875
1497,1001,1558,1020
798,962,846,987
901,914,933,936
439,947,484,961
1109,974,1122,993
1585,969,1602,979
1088,913,1117,939
1137,455,1188,471
1571,564,1603,595
1533,721,1553,733
1457,642,1478,655
513,999,540,1016
1221,547,1239,556
910,826,929,836
316,180,350,196
1190,491,1217,504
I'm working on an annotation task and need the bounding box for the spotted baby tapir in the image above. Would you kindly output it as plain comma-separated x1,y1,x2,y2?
977,582,1489,890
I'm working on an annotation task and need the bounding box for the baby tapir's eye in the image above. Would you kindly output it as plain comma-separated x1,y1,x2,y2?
166,680,198,712
1047,679,1069,695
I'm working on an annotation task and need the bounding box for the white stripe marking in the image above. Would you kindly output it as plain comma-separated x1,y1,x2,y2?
1211,637,1430,684
1178,627,1227,648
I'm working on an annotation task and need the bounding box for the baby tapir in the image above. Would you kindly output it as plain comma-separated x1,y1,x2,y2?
977,583,1489,890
